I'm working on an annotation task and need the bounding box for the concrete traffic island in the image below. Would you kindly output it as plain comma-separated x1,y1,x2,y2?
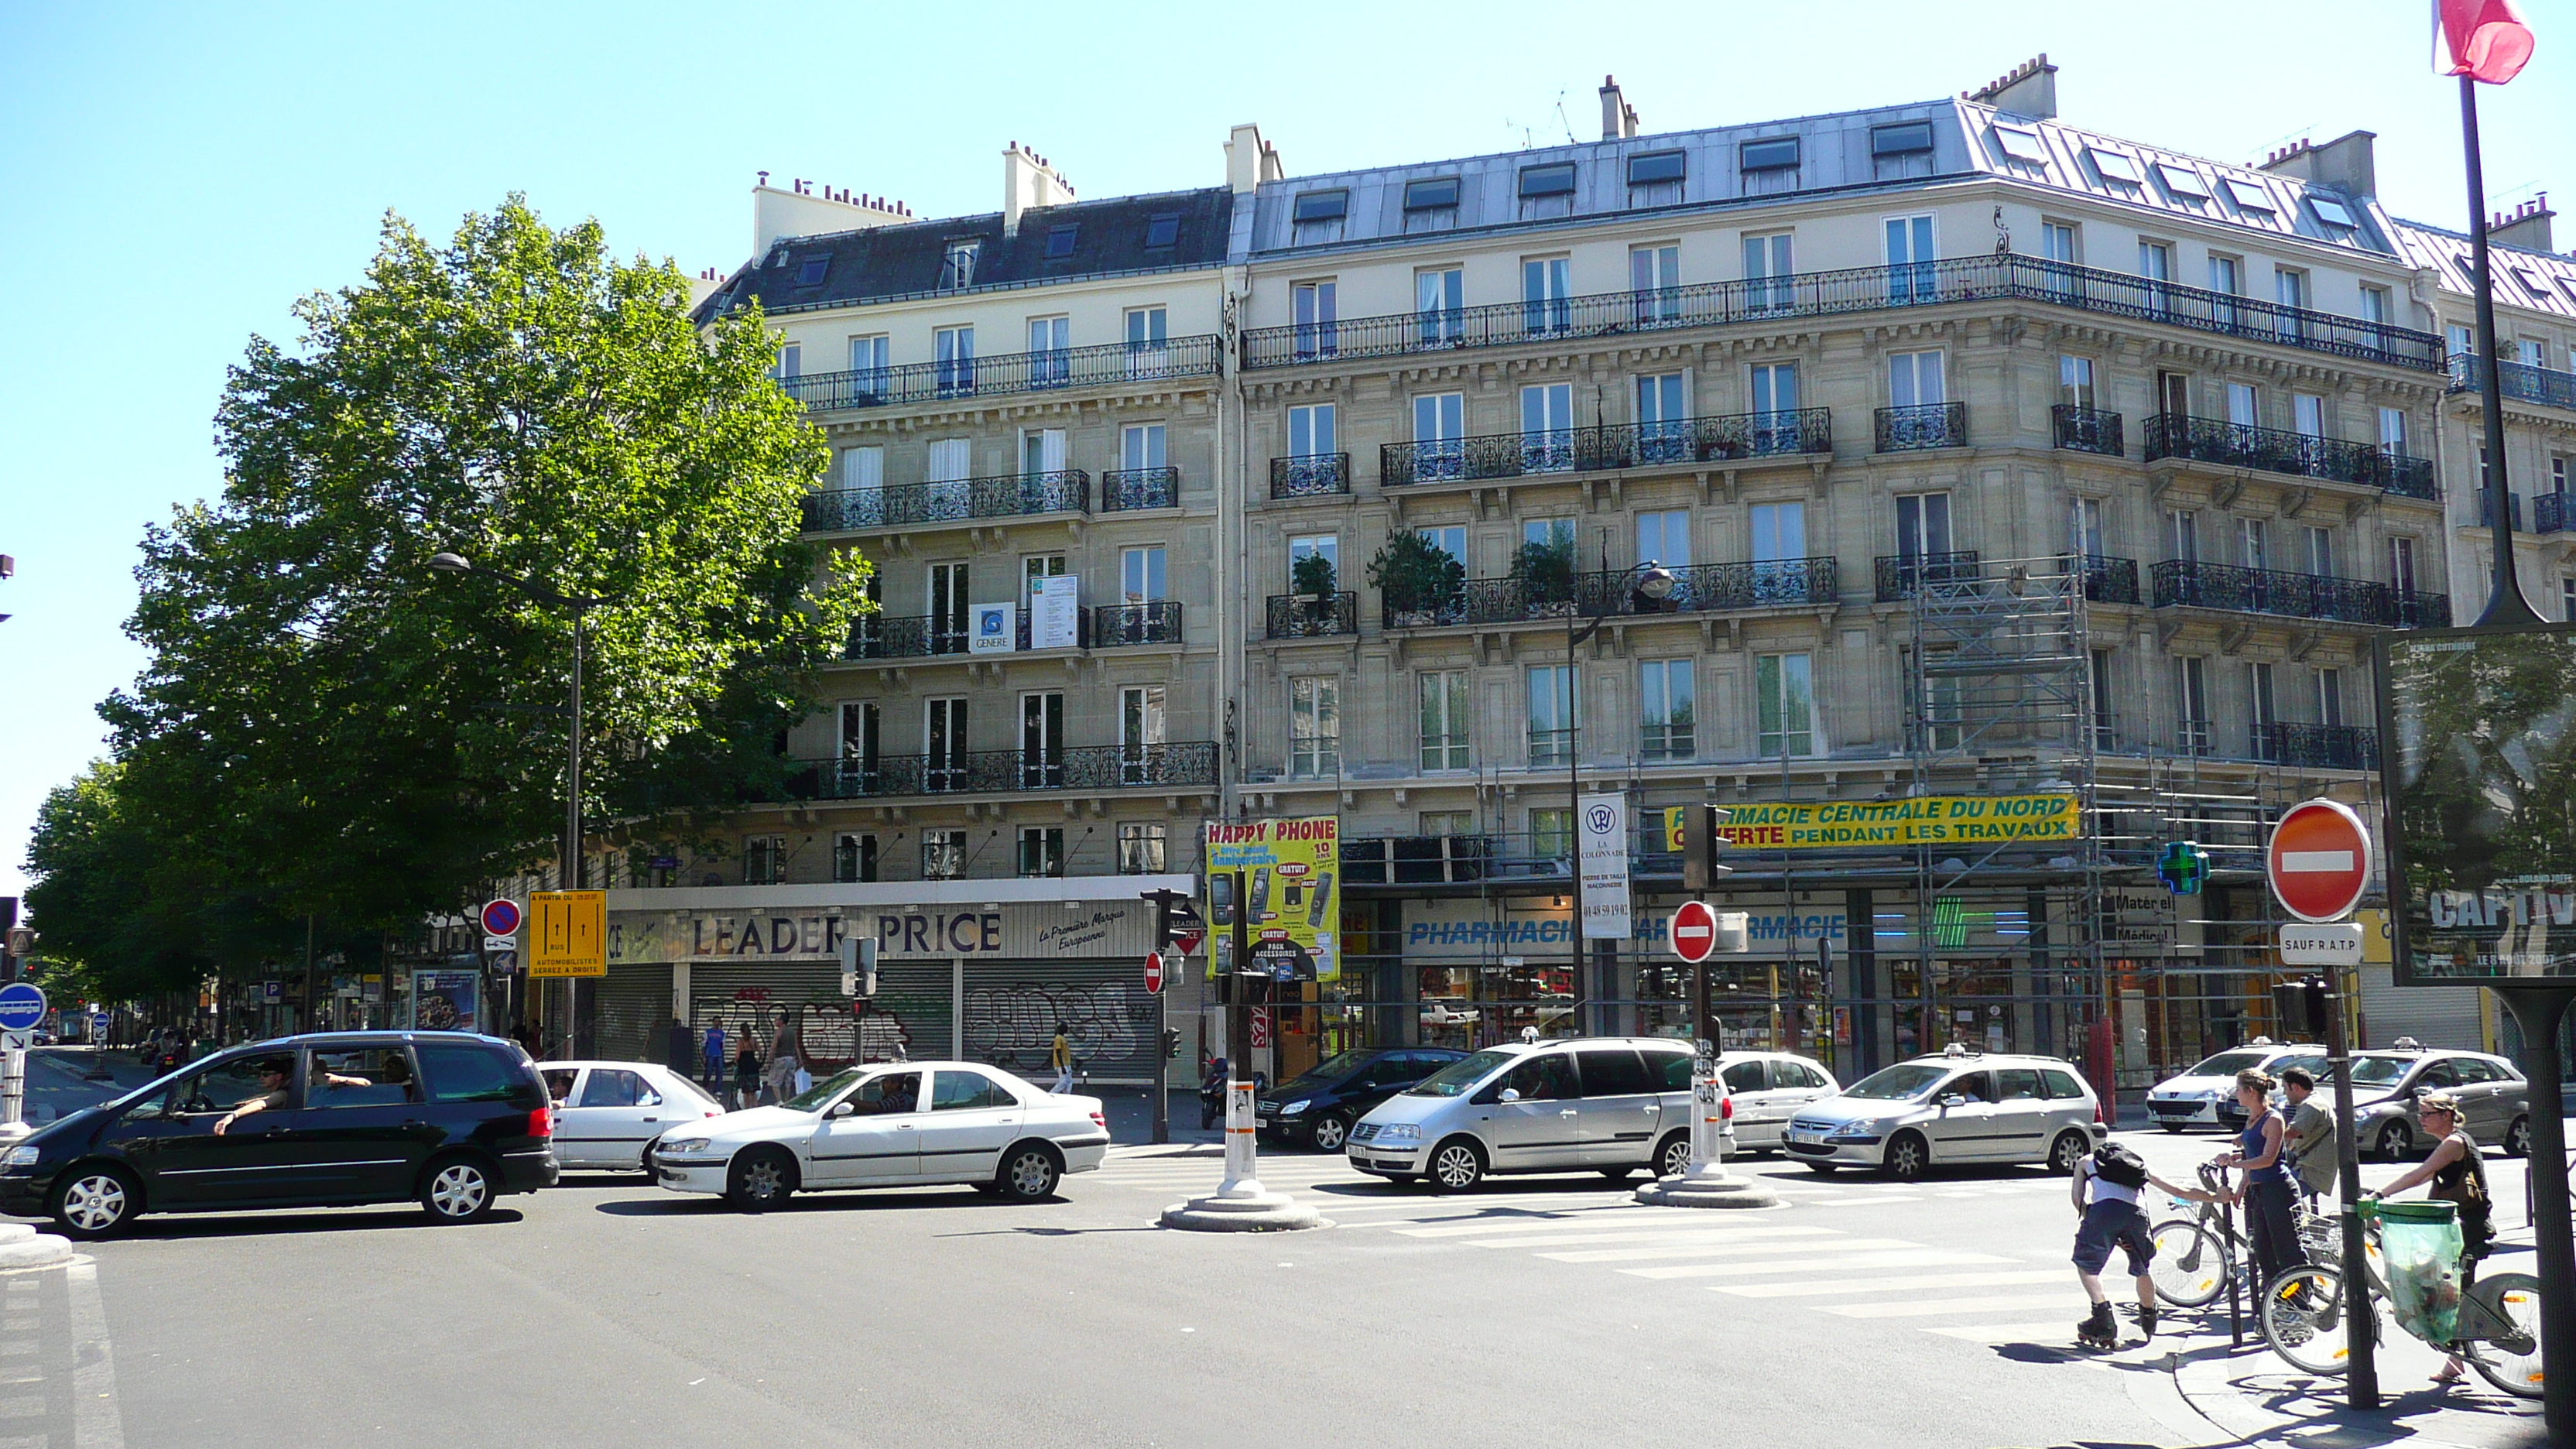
1632,1160,1783,1209
1160,1186,1328,1232
0,1223,74,1270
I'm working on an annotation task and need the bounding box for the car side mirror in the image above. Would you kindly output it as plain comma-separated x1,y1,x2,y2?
830,1101,856,1118
1940,1094,1967,1108
1499,1088,1523,1105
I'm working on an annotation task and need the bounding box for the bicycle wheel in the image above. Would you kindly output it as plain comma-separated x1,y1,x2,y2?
2261,1263,2359,1376
2149,1218,2227,1307
2466,1272,2545,1400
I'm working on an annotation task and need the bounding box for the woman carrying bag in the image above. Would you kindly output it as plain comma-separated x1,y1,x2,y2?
2363,1091,2496,1386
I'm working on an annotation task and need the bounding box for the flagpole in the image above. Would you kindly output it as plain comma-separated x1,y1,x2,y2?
2458,73,2542,627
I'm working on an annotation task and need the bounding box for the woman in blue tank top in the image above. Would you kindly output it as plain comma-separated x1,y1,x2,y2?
2217,1067,2307,1290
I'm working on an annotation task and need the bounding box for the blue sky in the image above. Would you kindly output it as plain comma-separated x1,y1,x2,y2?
2,0,2567,902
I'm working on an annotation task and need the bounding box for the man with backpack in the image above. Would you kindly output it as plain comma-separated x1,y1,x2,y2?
2073,1139,2212,1347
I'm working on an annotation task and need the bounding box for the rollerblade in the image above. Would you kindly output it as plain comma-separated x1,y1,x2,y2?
2133,1302,2159,1339
2076,1301,2120,1350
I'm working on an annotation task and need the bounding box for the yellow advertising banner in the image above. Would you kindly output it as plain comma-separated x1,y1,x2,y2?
1204,817,1340,982
528,890,608,978
1663,794,2079,853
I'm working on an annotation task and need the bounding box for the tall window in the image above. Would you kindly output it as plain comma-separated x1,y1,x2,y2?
2091,649,2117,749
839,701,879,791
935,324,975,395
940,239,980,290
1636,372,1687,460
1520,382,1574,471
1028,315,1070,386
926,696,968,791
833,832,878,884
1884,214,1935,302
2316,668,2345,730
774,343,801,380
1416,265,1464,345
2358,285,2390,327
1122,546,1166,604
1743,231,1794,311
841,445,884,505
1889,349,1945,408
2238,517,2268,572
2040,221,2078,265
2389,536,2418,596
1123,306,1168,375
1289,402,1337,458
2168,509,2200,564
2293,393,2325,440
2176,657,2211,755
2563,577,2576,624
921,829,964,880
1419,670,1470,771
1896,492,1952,564
1418,526,1468,571
1530,808,1573,862
2275,267,2307,314
2059,355,2096,409
1413,391,1465,481
1523,255,1571,334
848,334,889,392
1420,810,1475,837
2448,322,2475,358
1290,677,1340,779
929,561,969,649
1756,653,1814,757
1639,659,1696,760
2306,526,2335,577
1023,552,1067,594
1630,242,1681,323
1752,501,1806,601
743,834,786,886
1637,509,1691,570
1121,423,1166,473
1019,426,1067,478
1751,361,1800,450
1120,685,1165,783
1020,691,1064,788
1289,534,1338,590
1293,279,1338,359
2226,382,2259,430
2071,497,2106,560
1118,823,1168,875
2139,241,2174,313
2249,662,2279,760
2158,370,2191,419
1016,827,1065,879
1527,665,1575,765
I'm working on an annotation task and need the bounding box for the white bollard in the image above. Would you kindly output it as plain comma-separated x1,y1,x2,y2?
1634,1041,1780,1209
0,1047,23,1131
1218,1077,1263,1199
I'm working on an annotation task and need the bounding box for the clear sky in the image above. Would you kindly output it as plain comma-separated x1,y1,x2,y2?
2,0,2567,903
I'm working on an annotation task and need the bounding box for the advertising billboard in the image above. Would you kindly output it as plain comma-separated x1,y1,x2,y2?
1204,817,1339,982
1660,793,2078,852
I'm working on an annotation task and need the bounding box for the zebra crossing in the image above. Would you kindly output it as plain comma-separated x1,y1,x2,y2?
0,1257,126,1447
1085,1146,2111,1348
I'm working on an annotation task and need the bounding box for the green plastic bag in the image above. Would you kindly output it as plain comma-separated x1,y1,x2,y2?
2379,1201,2465,1345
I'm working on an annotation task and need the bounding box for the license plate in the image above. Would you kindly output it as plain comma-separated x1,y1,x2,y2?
1791,1128,1825,1143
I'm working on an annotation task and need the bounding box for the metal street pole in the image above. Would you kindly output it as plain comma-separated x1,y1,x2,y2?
2325,964,2379,1407
2497,988,2575,1438
2459,76,2541,629
1221,869,1261,1198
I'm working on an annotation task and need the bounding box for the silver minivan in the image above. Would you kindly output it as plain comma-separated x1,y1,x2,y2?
1347,1037,1735,1191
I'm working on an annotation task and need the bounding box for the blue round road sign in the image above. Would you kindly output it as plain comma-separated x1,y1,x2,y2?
481,898,523,937
0,984,47,1032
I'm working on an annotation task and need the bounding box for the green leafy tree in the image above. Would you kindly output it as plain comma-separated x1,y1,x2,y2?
1366,530,1464,618
100,197,871,937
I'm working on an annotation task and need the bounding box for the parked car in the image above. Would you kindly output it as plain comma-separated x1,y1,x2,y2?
1,1031,557,1239
538,1060,726,1171
2145,1041,2324,1132
1716,1051,1841,1153
1255,1047,1468,1151
1346,1036,1731,1192
648,1060,1108,1211
2341,1040,2530,1159
1782,1046,2105,1181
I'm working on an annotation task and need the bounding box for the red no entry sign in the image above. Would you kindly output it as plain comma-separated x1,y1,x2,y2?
2266,799,2372,923
1143,953,1165,994
1671,899,1721,964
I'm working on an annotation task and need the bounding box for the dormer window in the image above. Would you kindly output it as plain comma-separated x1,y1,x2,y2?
2308,197,2357,231
1627,150,1687,186
793,255,830,287
1292,190,1348,224
1738,137,1799,173
1871,122,1935,156
1518,163,1576,198
1403,176,1461,211
2222,178,2276,213
1993,125,2050,165
1044,224,1080,259
2156,163,2211,201
1144,213,1181,248
2087,147,2142,186
940,239,981,289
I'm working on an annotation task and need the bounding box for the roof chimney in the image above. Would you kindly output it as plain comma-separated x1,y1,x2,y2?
1966,53,2057,120
2257,128,2379,200
2489,194,2554,252
1002,142,1077,238
1598,75,1638,141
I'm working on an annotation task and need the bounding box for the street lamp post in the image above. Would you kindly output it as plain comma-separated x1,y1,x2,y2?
1566,545,1675,1026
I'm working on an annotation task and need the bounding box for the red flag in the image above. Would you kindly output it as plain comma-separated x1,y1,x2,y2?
2437,0,2536,83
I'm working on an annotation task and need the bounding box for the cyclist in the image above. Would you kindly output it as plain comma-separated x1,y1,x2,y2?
2215,1067,2307,1290
2362,1091,2496,1387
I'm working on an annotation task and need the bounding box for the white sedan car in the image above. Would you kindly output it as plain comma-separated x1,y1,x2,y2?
538,1060,728,1171
647,1060,1109,1211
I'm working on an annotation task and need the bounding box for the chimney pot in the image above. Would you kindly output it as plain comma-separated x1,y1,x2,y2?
758,170,769,186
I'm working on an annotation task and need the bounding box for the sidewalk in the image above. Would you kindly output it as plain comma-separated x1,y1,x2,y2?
2167,1339,2543,1448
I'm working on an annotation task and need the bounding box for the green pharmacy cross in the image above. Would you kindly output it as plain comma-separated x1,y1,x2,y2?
2156,841,2209,896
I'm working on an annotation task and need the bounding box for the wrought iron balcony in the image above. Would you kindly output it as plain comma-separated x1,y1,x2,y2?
1875,402,1966,452
2051,405,2125,457
2081,555,2142,605
1239,255,2443,374
844,608,1093,659
1270,453,1350,498
2150,559,2447,629
1099,466,1180,512
2538,492,2569,535
1268,591,1358,639
1093,601,1182,647
802,471,1088,531
1379,409,1831,487
2258,722,2380,771
1340,834,1499,886
1874,550,1981,601
779,334,1221,412
2448,352,2576,413
2143,413,2437,498
789,742,1218,801
1381,558,1838,629
2478,491,2524,531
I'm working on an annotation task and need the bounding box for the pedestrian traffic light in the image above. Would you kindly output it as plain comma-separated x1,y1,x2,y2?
838,935,878,998
1161,1026,1182,1060
2272,976,2331,1039
2156,841,2209,896
1682,805,1733,892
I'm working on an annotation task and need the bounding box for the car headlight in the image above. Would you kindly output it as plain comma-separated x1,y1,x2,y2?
1279,1101,1309,1116
3,1146,36,1168
1372,1123,1420,1142
659,1138,711,1156
1831,1119,1886,1137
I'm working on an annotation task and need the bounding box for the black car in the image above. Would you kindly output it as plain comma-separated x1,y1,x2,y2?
1254,1047,1468,1152
1,1030,559,1239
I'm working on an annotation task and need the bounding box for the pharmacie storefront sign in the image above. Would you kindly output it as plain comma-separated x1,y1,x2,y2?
607,900,1154,964
1403,899,1847,960
1663,793,2078,851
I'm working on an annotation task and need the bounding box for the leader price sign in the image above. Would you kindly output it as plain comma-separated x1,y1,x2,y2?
2266,799,2372,923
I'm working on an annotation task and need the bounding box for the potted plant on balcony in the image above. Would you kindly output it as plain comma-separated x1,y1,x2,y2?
1368,531,1464,628
1291,551,1339,632
1512,533,1577,616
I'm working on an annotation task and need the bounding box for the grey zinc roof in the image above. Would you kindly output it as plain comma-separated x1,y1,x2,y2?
2383,218,2576,321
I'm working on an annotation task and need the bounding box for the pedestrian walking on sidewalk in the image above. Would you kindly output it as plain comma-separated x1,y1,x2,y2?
2072,1140,2211,1346
2280,1067,2338,1204
765,1017,800,1105
733,1041,762,1112
2215,1068,2307,1289
1050,1026,1074,1094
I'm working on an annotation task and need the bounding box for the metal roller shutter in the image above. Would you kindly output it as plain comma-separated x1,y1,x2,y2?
690,962,845,1075
962,957,1156,1086
2358,964,2485,1050
587,964,673,1066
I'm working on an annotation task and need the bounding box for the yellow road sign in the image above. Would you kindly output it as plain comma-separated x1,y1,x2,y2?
527,891,608,978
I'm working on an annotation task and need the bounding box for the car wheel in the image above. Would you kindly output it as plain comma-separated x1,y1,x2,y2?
419,1155,495,1224
996,1143,1062,1201
1309,1115,1351,1154
2374,1120,2414,1162
726,1146,797,1212
2047,1131,2091,1176
51,1165,139,1241
1882,1131,1930,1183
1655,1132,1693,1180
2504,1115,2531,1158
1427,1138,1485,1193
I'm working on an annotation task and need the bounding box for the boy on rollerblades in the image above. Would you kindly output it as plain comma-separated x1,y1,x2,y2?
2073,1140,2211,1348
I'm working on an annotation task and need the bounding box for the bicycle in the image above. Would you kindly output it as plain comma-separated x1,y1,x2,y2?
2149,1161,2340,1310
2259,1201,2543,1399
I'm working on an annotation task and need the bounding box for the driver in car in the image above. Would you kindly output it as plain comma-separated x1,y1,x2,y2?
213,1057,365,1134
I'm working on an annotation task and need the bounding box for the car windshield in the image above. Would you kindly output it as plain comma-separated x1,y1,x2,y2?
2349,1054,2415,1087
1406,1049,1518,1097
1287,1051,1376,1087
783,1068,866,1112
1841,1064,1951,1101
2182,1050,2268,1077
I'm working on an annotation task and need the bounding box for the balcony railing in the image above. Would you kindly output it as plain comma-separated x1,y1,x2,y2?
1874,550,1981,601
2258,722,2380,771
789,742,1218,800
801,471,1089,531
779,334,1221,412
1098,467,1180,512
1341,834,1499,886
2081,555,2142,605
1239,255,2443,373
2538,492,2569,535
1379,410,1832,487
2150,559,2448,628
845,608,1094,659
2143,413,2437,498
1268,591,1358,639
2448,352,2576,413
1382,558,1838,629
1270,453,1350,498
2052,405,2125,457
1093,601,1182,647
1875,402,1966,452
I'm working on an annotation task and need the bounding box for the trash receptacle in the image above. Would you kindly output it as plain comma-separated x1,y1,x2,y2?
2376,1199,2465,1345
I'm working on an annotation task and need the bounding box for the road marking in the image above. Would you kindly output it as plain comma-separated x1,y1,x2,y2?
1815,1194,1924,1208
1622,1249,2008,1281
1536,1230,1876,1262
1460,1223,1831,1250
1393,1209,1714,1238
1826,1293,2092,1320
1310,1192,1632,1214
1716,1268,2069,1299
69,1260,125,1449
1923,1317,2097,1341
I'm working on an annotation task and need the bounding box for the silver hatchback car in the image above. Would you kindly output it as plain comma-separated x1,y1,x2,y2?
1781,1047,2105,1181
1346,1037,1734,1191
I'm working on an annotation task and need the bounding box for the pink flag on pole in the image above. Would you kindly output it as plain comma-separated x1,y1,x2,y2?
2436,0,2536,83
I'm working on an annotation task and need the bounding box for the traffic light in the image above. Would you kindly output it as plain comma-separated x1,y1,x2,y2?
838,935,878,998
2272,976,2332,1039
1682,805,1733,892
1162,1026,1182,1060
2156,841,2209,896
1141,889,1203,957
